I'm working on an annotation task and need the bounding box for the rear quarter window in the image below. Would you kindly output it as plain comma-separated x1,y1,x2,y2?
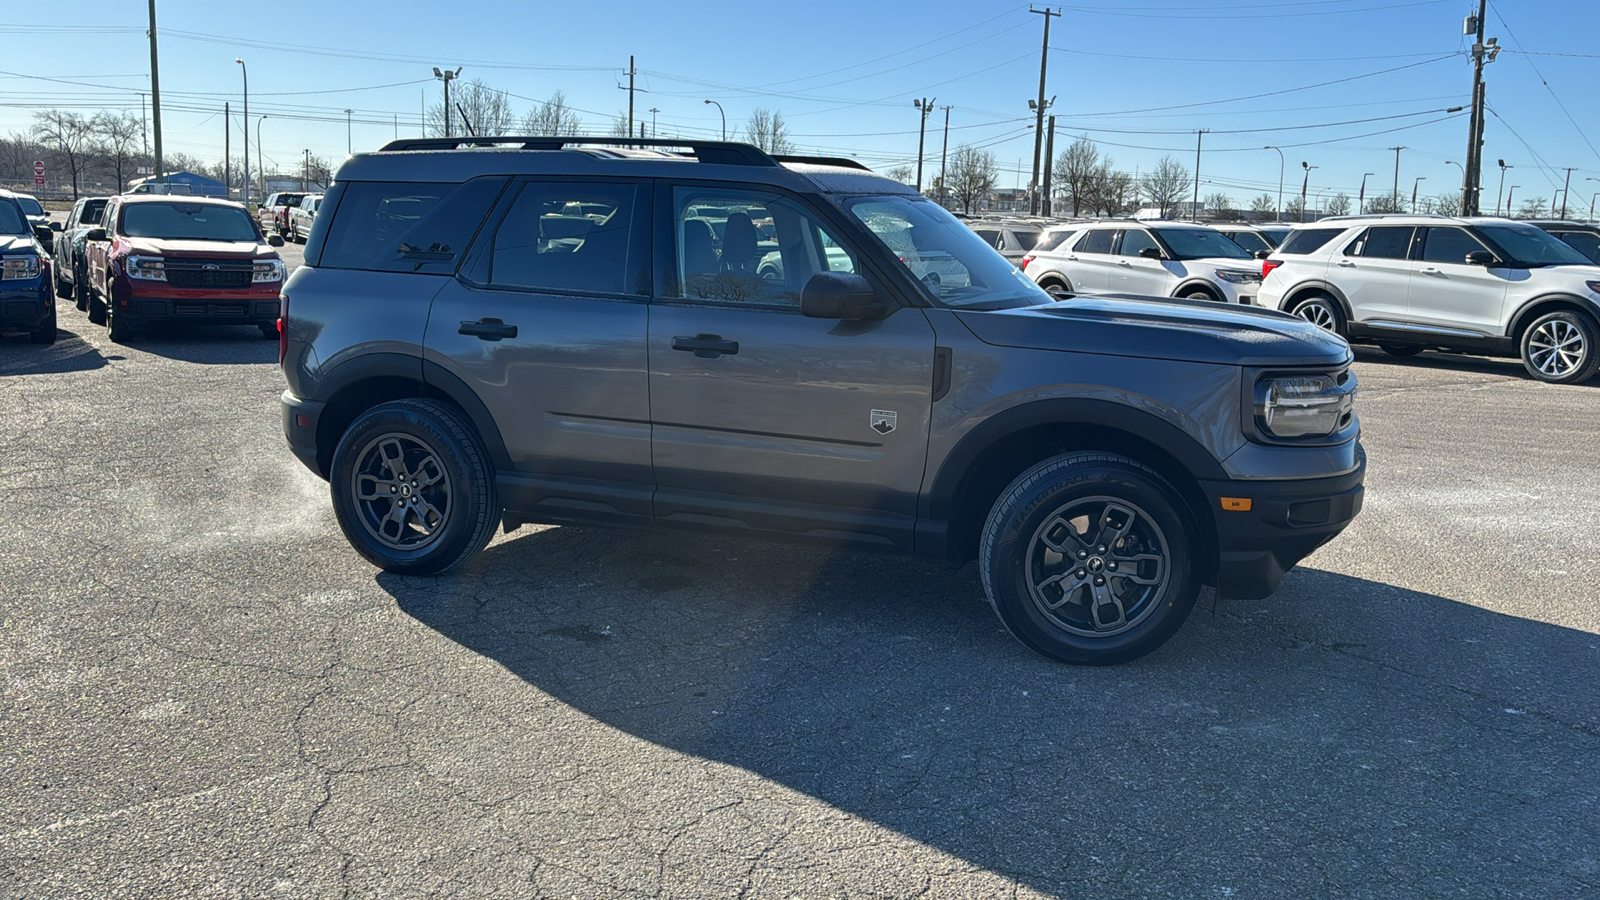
1277,228,1345,255
309,178,508,273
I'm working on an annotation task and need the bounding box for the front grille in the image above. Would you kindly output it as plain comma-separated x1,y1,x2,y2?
174,303,247,317
163,257,254,291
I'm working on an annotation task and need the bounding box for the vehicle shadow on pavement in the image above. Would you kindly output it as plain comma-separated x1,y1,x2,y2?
376,524,1600,894
117,325,279,365
1350,345,1596,383
0,328,106,377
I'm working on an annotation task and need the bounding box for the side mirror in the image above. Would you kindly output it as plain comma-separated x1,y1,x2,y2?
1253,249,1271,260
801,272,887,320
1138,246,1164,260
49,221,63,232
85,227,107,242
1465,250,1497,266
267,234,285,247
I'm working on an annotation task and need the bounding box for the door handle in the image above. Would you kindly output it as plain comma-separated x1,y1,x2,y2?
1420,267,1443,275
672,334,739,358
1117,260,1132,267
1067,255,1078,261
458,318,518,341
1337,260,1356,267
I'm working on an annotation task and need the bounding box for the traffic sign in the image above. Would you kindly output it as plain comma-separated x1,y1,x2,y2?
34,174,45,186
32,160,44,176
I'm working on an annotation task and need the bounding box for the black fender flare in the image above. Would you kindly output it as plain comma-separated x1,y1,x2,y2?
1280,280,1353,319
1171,279,1223,301
921,397,1230,522
1505,292,1600,340
312,352,513,472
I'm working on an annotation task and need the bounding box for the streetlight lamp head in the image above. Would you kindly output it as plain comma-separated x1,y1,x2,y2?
453,67,462,77
235,57,243,65
1498,159,1505,168
1302,161,1309,169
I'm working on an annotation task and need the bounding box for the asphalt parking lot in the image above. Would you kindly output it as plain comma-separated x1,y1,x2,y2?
2,257,1598,896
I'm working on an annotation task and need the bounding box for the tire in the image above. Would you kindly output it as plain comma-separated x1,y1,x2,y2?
107,304,134,343
86,285,107,325
329,399,500,575
1039,278,1073,299
1290,294,1345,337
1179,289,1221,302
72,268,88,311
28,298,56,345
54,268,70,298
979,452,1202,665
1377,342,1424,357
1520,310,1600,385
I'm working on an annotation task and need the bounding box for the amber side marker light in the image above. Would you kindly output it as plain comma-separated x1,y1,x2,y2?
1220,498,1253,512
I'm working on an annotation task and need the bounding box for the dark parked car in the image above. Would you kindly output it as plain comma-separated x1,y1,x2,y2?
83,195,286,342
0,192,54,344
279,136,1365,665
52,196,109,308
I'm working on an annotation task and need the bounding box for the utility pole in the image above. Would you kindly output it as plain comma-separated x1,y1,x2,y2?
938,105,952,209
1560,167,1575,218
224,101,230,198
1192,129,1206,222
649,107,659,139
1390,146,1406,204
627,55,636,138
433,67,461,138
1461,0,1498,215
1028,6,1060,216
1041,115,1056,215
302,149,309,192
913,97,935,194
345,109,353,155
147,0,164,184
139,93,148,159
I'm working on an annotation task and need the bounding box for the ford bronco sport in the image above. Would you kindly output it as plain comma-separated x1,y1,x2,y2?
279,137,1365,664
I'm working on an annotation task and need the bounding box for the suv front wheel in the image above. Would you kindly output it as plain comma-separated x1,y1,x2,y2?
330,399,500,575
1290,294,1345,337
1520,310,1600,384
979,453,1201,665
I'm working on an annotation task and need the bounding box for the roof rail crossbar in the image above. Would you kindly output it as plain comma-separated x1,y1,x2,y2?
769,154,871,171
376,135,780,167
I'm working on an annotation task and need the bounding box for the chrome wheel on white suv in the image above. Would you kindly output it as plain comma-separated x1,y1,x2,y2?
1520,311,1600,384
1291,295,1344,336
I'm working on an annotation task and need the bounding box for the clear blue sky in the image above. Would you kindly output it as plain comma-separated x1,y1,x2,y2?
3,0,1597,210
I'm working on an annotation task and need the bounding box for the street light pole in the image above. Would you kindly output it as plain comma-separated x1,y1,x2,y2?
913,97,935,194
1264,146,1284,219
938,105,952,209
702,100,725,141
1560,167,1575,218
433,67,461,138
1506,185,1519,217
1358,172,1375,214
1390,146,1406,204
235,58,248,206
1300,161,1317,223
1411,176,1427,213
256,115,267,200
1496,161,1512,215
345,108,353,155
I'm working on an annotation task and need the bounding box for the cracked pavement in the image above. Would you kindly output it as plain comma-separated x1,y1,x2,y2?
2,271,1598,897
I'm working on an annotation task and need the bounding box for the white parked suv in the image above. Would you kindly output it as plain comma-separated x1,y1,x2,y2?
1022,220,1264,303
1259,214,1600,384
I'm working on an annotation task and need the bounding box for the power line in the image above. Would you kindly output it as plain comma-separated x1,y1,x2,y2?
1052,0,1451,20
1488,6,1600,168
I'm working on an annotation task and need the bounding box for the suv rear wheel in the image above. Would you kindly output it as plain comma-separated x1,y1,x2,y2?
979,453,1201,665
1290,294,1344,336
330,399,500,575
1520,310,1600,384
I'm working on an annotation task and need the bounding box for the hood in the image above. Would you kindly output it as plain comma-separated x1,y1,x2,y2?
123,237,277,259
0,233,40,254
956,293,1351,368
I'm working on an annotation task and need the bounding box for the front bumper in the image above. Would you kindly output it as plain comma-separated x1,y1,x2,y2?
0,285,51,329
1200,445,1366,599
281,390,329,478
113,294,280,326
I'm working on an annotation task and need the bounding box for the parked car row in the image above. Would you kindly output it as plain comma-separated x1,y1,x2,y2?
256,191,323,243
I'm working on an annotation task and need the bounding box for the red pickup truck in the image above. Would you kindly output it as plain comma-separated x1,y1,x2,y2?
84,195,287,343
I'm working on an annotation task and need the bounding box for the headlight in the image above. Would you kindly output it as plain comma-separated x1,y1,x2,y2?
1215,268,1263,285
126,255,166,281
1255,372,1356,439
1,254,40,280
1586,280,1600,296
253,259,285,283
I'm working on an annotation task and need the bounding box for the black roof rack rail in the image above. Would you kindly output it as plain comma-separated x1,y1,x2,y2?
376,135,780,167
770,154,872,171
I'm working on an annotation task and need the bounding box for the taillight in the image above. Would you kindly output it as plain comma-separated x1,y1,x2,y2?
1262,259,1283,279
277,293,288,365
1020,255,1035,269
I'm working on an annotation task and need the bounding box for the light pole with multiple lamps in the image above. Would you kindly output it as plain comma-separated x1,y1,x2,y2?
1263,146,1284,220
432,67,461,138
913,97,935,195
235,58,248,206
702,100,725,141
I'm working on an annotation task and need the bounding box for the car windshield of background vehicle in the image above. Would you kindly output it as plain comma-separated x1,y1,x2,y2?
1153,228,1252,260
1011,230,1039,251
16,196,44,216
846,195,1052,310
81,199,108,224
1225,231,1273,254
0,201,27,234
1477,224,1593,267
121,203,260,242
1555,231,1600,264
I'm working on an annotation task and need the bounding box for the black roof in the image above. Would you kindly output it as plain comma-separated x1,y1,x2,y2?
337,136,910,196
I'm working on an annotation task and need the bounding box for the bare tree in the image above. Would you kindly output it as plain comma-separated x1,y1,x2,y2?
522,91,583,136
1249,193,1276,215
32,110,95,199
1326,193,1352,216
1366,193,1405,214
1283,196,1305,219
1142,155,1190,218
743,109,794,155
1052,136,1101,216
885,164,915,185
1431,192,1461,216
608,111,631,139
948,144,998,214
426,79,517,138
91,111,143,193
1204,191,1238,221
1091,166,1134,216
1518,197,1547,218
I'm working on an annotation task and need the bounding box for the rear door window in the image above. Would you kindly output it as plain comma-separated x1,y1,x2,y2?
1074,229,1114,254
486,181,641,295
1347,226,1415,259
311,178,507,274
1419,227,1488,264
1277,228,1344,255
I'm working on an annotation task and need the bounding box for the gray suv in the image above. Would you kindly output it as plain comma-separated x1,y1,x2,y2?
280,137,1365,665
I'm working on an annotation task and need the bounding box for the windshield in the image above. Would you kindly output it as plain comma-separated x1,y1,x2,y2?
122,203,260,242
16,196,44,217
1224,230,1273,255
1153,227,1252,260
0,200,28,234
844,195,1052,309
1477,224,1593,267
1259,226,1290,245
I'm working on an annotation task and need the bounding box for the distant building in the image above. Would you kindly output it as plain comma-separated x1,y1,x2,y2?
263,176,326,194
125,171,226,197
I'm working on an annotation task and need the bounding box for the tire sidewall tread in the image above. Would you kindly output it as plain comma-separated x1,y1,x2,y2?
1520,310,1600,384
